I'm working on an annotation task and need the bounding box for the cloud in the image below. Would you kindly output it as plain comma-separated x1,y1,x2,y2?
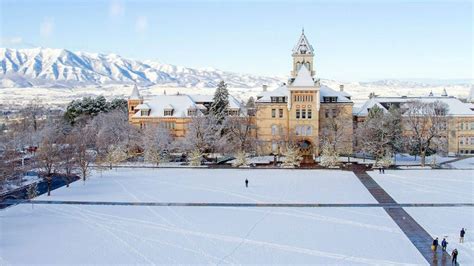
40,17,54,38
1,37,23,46
135,16,148,33
109,0,125,18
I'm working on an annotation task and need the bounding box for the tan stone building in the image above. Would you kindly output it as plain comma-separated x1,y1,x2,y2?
353,94,474,155
255,31,354,157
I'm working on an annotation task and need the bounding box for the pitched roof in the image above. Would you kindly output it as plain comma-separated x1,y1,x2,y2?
291,65,314,87
132,95,198,118
319,85,352,103
292,30,314,55
256,84,352,104
354,96,474,116
129,84,141,100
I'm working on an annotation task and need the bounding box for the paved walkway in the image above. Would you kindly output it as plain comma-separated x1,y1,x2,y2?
352,165,453,265
2,200,473,208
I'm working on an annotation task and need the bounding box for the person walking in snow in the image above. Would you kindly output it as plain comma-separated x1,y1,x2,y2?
441,238,448,251
245,179,248,188
432,237,439,251
378,167,382,174
451,249,458,265
460,228,466,243
382,167,385,174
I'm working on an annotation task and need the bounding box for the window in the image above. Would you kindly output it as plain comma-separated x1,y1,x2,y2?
295,126,301,136
164,110,173,116
302,109,306,119
272,141,278,153
188,109,197,116
279,109,283,118
296,109,300,119
325,109,330,118
323,97,337,103
141,110,149,116
307,109,312,119
131,106,134,111
460,138,464,145
271,109,276,118
471,122,474,130
271,125,278,136
306,126,312,136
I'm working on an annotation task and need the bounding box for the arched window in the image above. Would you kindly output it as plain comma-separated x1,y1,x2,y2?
306,126,312,136
271,125,278,136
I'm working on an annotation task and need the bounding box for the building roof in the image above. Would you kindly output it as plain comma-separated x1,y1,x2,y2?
132,95,199,118
189,94,242,109
135,103,150,110
129,84,141,100
256,84,352,103
319,85,352,103
290,65,315,87
292,30,314,55
354,96,474,117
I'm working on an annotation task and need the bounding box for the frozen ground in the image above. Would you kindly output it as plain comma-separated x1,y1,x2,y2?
370,170,474,204
0,168,430,265
406,207,474,265
443,156,474,169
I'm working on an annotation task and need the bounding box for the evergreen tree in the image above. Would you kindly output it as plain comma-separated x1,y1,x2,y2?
210,81,229,122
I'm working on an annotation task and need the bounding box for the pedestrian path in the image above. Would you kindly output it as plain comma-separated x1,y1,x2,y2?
2,199,473,208
352,165,453,265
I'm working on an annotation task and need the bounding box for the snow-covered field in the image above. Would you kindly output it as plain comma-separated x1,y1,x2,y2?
0,168,431,265
370,170,474,204
372,169,474,264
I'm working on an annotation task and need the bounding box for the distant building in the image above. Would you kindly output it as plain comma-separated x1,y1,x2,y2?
127,84,242,137
354,94,474,155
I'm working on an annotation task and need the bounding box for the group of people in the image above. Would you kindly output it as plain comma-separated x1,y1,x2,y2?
431,228,466,265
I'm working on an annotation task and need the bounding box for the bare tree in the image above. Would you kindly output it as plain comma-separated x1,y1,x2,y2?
224,114,256,154
142,124,172,166
36,127,61,196
403,100,449,166
320,108,350,153
71,126,96,183
182,114,222,154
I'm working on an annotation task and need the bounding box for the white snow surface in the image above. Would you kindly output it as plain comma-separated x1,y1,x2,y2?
406,207,474,265
370,170,474,204
0,168,429,265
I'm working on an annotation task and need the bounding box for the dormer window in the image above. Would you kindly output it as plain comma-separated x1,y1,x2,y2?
323,97,338,103
164,110,173,116
188,108,197,116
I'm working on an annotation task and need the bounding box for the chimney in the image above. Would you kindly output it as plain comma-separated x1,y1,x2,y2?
262,84,268,92
339,84,344,92
441,88,448,97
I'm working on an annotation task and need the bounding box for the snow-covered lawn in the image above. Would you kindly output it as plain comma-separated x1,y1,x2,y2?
370,170,473,203
406,207,474,265
443,156,474,169
34,168,377,204
0,168,429,264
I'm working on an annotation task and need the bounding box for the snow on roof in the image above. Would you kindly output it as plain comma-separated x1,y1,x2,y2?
354,96,474,116
290,65,315,87
320,85,352,103
256,84,352,103
256,85,289,102
135,103,150,110
132,95,198,118
292,30,314,55
129,84,141,100
189,94,241,109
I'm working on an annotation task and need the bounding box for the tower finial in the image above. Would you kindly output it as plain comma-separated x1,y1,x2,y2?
302,27,304,34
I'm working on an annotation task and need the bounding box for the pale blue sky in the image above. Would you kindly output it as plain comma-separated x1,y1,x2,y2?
1,0,472,80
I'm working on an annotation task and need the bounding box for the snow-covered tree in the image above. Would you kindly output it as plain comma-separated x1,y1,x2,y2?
319,142,339,168
232,150,249,167
142,124,172,165
403,100,449,167
98,144,128,169
281,145,303,168
355,105,402,162
27,182,38,199
210,81,229,122
182,114,222,154
189,149,203,166
224,114,256,153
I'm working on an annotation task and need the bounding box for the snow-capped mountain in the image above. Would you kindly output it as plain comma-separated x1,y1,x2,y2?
0,48,283,88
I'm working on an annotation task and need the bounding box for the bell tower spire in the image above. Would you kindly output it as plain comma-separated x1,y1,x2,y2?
291,29,315,78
